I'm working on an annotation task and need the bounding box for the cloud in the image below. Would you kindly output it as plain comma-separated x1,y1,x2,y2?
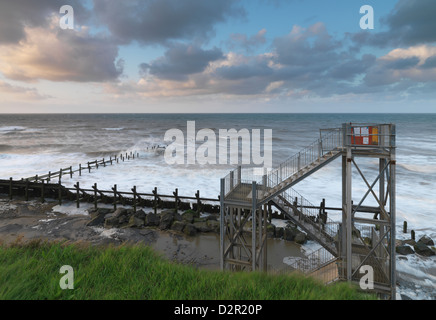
351,0,436,48
0,0,90,44
364,45,436,87
0,80,50,100
0,20,123,83
227,29,267,52
93,0,245,45
139,43,224,81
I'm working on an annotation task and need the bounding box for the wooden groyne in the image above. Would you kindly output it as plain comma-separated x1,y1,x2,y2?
0,179,220,214
22,151,140,183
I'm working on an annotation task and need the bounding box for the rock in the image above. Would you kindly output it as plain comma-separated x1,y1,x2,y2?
206,220,220,233
171,221,186,232
417,235,434,246
283,225,299,241
275,227,284,239
396,245,415,255
134,210,146,220
193,221,212,232
159,212,174,230
145,213,160,227
294,232,307,244
104,216,120,229
266,224,275,238
127,215,144,228
183,223,197,236
414,242,436,257
113,208,129,218
86,208,111,227
181,211,195,223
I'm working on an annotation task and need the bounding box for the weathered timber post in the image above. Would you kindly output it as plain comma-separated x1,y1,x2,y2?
195,190,202,214
9,177,13,200
41,180,45,203
153,187,158,214
112,184,117,210
132,186,137,213
58,181,62,206
25,179,29,201
75,182,80,209
93,183,98,210
173,188,178,213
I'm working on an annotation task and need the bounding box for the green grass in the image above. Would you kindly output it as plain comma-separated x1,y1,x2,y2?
0,241,375,300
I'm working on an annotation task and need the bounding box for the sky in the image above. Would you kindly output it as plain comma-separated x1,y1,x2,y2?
0,0,435,113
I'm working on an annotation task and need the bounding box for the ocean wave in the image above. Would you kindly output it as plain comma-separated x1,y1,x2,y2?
398,163,436,174
0,126,27,133
103,127,124,131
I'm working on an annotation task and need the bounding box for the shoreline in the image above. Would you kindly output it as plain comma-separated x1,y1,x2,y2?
0,196,304,271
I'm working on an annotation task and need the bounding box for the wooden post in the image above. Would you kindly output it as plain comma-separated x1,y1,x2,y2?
79,164,82,176
113,184,117,211
93,183,98,210
403,221,407,233
103,158,106,167
132,186,137,213
195,190,202,214
88,162,91,173
48,171,51,182
69,166,73,178
59,168,63,181
153,187,158,214
41,180,45,203
173,188,178,213
9,177,13,200
24,179,29,201
96,160,98,169
411,230,415,241
75,182,80,209
58,181,62,206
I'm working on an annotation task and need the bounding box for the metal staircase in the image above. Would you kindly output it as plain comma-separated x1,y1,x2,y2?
220,123,396,299
271,188,339,256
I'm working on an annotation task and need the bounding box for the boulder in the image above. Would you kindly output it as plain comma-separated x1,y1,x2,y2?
396,245,415,255
294,232,307,244
275,227,284,239
206,220,220,233
127,215,145,228
183,223,197,237
193,221,212,232
113,208,129,218
86,208,111,227
283,225,299,241
181,211,195,223
414,242,436,257
145,213,160,227
104,216,120,229
134,209,146,220
266,224,276,238
417,235,434,246
171,221,186,232
159,211,175,230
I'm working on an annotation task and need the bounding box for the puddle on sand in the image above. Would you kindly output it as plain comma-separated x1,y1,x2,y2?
151,232,305,271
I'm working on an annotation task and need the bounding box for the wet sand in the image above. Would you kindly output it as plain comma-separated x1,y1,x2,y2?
0,197,304,271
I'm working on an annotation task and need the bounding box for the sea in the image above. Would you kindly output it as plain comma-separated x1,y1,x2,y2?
0,113,435,299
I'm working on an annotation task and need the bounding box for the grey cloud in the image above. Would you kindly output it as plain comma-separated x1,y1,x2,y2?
140,43,224,81
93,0,245,45
227,29,267,52
421,55,436,69
351,0,436,48
0,0,90,44
385,57,420,70
215,58,273,80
